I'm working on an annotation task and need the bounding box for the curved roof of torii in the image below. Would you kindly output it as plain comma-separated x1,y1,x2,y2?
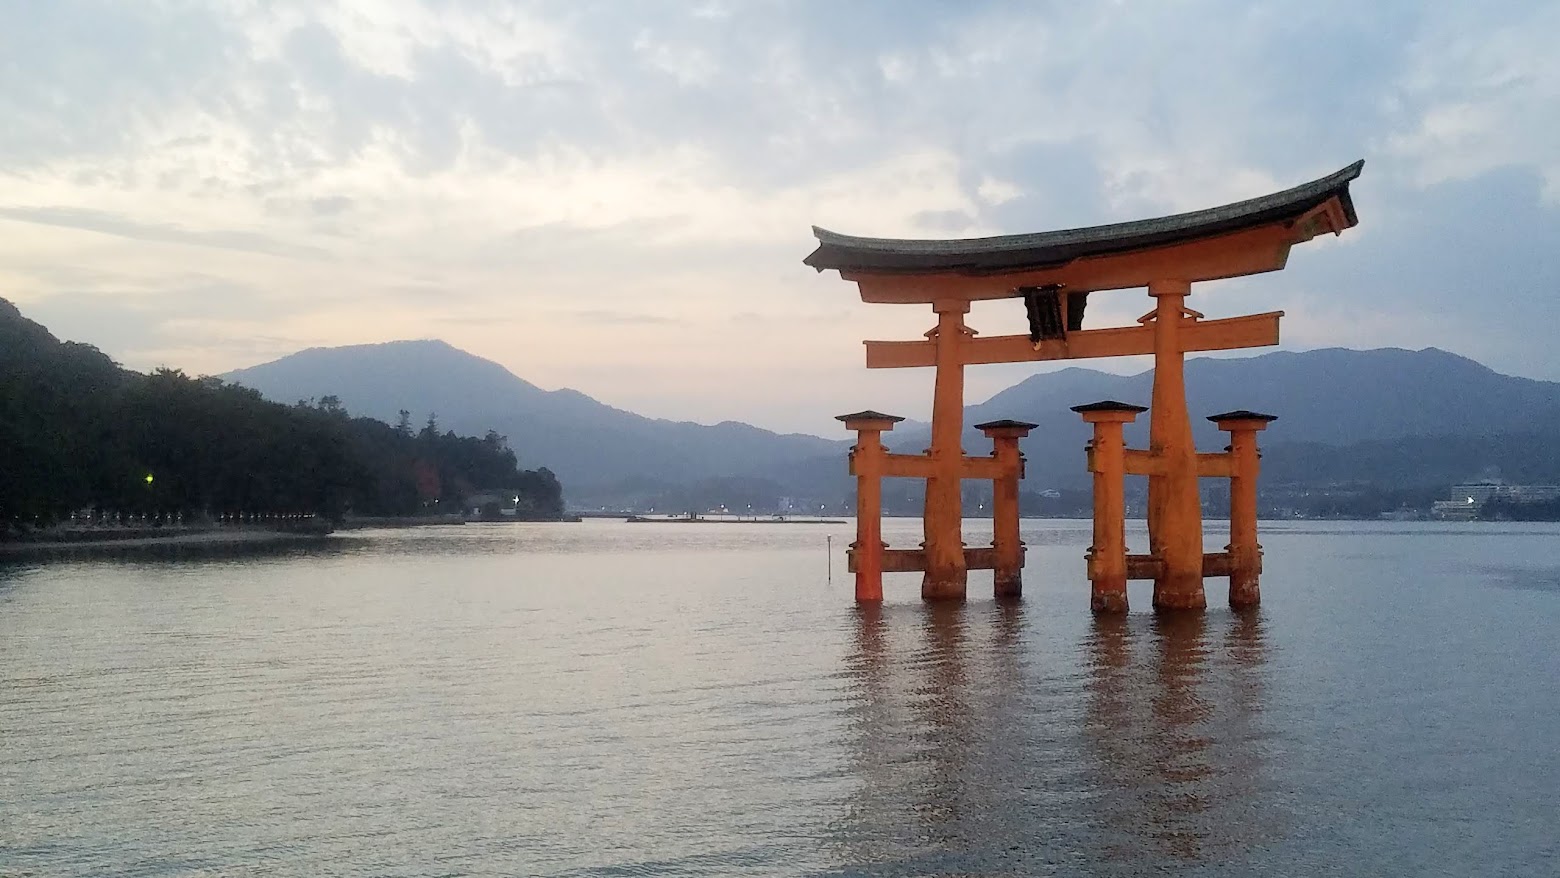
805,160,1363,276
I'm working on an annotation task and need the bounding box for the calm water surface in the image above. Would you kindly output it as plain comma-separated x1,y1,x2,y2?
2,519,1557,876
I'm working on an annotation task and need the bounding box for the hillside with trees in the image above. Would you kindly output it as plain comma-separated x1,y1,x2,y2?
221,338,846,507
0,298,562,533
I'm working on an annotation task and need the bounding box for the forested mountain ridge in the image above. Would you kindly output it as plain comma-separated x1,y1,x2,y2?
223,339,848,505
0,299,562,531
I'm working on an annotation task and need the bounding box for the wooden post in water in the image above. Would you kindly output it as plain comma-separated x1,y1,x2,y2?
1210,410,1276,608
976,419,1037,600
1074,401,1146,613
1146,280,1206,611
923,300,971,601
837,411,902,602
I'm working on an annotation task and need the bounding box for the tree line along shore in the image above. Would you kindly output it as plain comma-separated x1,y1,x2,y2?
1,297,564,539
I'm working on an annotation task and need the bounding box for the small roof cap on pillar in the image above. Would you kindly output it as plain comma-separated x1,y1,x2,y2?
1072,399,1147,424
973,418,1039,431
1207,409,1278,423
836,410,904,432
974,418,1039,438
1070,400,1148,414
836,410,904,423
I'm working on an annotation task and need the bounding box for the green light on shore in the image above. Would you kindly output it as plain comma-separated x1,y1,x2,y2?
144,473,154,485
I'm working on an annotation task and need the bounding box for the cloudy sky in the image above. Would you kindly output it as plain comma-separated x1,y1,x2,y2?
3,0,1557,435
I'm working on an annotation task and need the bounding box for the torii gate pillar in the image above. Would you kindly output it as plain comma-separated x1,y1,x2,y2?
923,299,972,600
1074,401,1146,613
1147,280,1206,610
1211,410,1278,608
837,410,903,602
978,419,1037,600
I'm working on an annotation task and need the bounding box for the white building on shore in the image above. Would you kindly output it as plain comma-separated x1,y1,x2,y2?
1432,481,1560,520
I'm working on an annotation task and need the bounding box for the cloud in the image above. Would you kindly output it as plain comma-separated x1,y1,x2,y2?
1382,2,1560,199
556,309,682,327
1,0,1557,434
0,206,328,259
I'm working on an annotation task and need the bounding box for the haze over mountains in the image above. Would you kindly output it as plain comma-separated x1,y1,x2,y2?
223,340,1560,506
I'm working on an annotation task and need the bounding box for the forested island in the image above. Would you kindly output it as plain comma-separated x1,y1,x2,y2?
1,299,563,535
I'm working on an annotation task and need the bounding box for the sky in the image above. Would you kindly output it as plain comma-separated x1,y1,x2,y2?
3,0,1558,436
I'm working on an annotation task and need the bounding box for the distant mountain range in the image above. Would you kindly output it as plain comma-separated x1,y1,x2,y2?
889,346,1560,490
222,340,845,506
223,340,1560,505
975,346,1560,446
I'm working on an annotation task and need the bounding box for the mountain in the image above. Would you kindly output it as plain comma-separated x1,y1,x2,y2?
222,340,847,505
0,297,124,386
889,346,1560,490
974,347,1560,445
224,339,1560,505
0,299,560,526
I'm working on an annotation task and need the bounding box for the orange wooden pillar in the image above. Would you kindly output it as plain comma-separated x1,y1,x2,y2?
1074,401,1146,612
1209,410,1276,608
838,410,903,602
976,419,1037,600
1146,280,1206,610
923,299,971,601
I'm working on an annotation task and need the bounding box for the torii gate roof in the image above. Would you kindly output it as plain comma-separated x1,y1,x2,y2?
805,160,1362,280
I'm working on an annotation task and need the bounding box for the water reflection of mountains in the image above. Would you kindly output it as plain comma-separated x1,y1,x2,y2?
832,603,1272,875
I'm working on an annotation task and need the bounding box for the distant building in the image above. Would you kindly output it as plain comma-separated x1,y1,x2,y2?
1431,496,1479,521
1432,481,1560,520
466,488,522,519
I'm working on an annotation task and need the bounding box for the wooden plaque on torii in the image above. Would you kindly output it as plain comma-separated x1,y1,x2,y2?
809,161,1363,610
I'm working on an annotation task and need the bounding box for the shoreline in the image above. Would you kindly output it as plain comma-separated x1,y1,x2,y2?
624,516,848,524
1,514,584,559
336,514,466,529
0,527,336,559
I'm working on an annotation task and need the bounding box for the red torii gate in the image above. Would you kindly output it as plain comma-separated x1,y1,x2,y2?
807,161,1363,610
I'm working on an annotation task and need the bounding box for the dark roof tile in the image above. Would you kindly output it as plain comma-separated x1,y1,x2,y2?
805,161,1362,274
1070,400,1149,414
835,410,905,423
1207,410,1278,422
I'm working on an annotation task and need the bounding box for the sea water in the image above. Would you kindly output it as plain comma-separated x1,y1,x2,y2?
2,519,1556,876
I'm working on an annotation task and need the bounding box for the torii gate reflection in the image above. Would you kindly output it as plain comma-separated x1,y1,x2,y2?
834,604,1271,869
808,161,1363,609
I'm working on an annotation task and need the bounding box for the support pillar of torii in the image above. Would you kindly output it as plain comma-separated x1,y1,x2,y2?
838,412,1034,602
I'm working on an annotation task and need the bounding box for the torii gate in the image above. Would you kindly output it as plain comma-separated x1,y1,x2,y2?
807,161,1363,609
